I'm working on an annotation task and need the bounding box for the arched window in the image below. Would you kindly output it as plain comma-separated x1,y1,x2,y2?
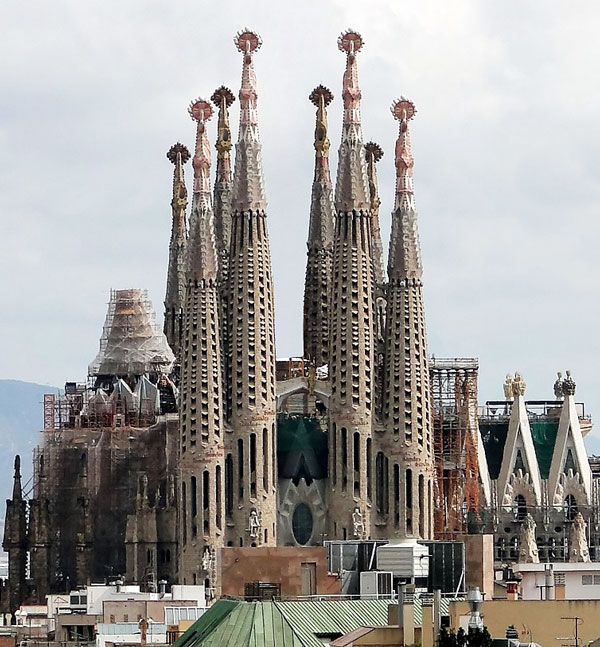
513,494,527,521
564,494,578,521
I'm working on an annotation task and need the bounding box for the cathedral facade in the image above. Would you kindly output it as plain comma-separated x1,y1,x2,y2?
3,28,598,616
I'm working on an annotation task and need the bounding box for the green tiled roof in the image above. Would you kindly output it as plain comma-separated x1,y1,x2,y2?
174,597,463,647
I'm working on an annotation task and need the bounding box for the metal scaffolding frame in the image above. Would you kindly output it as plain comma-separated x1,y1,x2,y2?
430,358,481,538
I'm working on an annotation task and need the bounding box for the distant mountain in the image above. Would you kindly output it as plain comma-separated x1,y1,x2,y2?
0,380,58,518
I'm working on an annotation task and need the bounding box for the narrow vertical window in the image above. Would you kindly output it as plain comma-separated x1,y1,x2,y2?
191,476,197,518
406,469,412,534
250,433,257,498
216,465,222,530
263,428,268,490
341,428,348,490
225,454,233,516
238,439,244,500
203,470,209,533
353,432,360,497
366,438,372,501
393,464,400,527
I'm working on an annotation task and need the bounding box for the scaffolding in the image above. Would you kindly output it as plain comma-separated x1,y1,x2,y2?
430,358,481,538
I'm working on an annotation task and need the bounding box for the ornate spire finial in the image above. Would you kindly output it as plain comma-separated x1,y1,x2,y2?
235,29,261,128
365,141,386,285
335,30,370,211
309,85,334,180
391,97,417,211
231,28,266,212
12,455,22,500
211,86,235,159
211,86,236,268
187,98,217,280
338,30,363,127
188,98,214,206
166,142,190,239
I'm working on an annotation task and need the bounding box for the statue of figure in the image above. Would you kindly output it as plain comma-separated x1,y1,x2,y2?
201,546,213,573
518,513,539,563
553,372,564,399
562,370,576,396
352,507,365,538
503,374,514,400
569,512,591,562
512,372,526,397
248,508,261,539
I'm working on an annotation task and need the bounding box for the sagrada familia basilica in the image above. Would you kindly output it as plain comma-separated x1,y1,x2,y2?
3,29,599,613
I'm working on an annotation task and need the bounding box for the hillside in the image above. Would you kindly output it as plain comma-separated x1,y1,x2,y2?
0,380,58,516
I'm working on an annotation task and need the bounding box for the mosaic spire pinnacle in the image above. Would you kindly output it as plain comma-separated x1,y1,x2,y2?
166,143,190,240
335,30,370,212
211,86,235,265
303,85,335,366
365,141,386,286
187,99,217,281
231,29,266,212
388,98,422,281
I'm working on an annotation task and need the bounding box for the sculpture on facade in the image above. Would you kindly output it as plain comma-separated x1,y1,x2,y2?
562,370,576,396
503,374,514,400
248,508,261,539
512,372,526,397
553,372,564,399
352,507,365,539
201,546,213,573
518,513,539,563
569,512,591,562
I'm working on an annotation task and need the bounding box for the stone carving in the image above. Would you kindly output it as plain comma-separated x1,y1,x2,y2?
569,512,591,562
512,372,526,397
502,472,535,507
503,374,514,400
201,546,213,573
352,507,365,539
518,514,539,563
562,370,576,396
248,508,261,539
553,372,564,399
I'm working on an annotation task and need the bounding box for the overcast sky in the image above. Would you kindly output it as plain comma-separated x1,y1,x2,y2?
2,1,600,443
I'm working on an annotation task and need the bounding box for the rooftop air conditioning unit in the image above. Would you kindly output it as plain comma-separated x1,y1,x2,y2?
360,571,393,599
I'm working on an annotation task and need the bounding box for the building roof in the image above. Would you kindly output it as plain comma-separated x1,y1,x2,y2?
174,597,461,647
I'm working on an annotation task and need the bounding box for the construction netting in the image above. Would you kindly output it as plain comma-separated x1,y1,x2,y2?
89,289,175,377
531,421,559,478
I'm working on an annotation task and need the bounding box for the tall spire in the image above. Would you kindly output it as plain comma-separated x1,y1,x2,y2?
164,142,190,361
388,98,422,280
335,30,370,211
303,85,335,367
378,98,434,540
225,29,277,547
187,99,217,280
328,30,376,541
12,455,22,500
3,455,27,617
231,29,266,212
179,98,225,586
365,142,386,286
211,86,235,267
